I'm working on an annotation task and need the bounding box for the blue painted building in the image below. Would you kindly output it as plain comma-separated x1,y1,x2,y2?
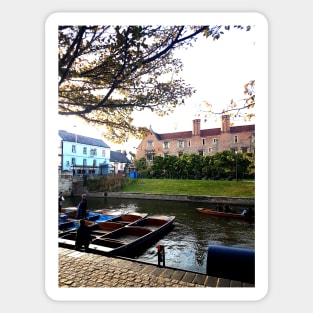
58,130,111,176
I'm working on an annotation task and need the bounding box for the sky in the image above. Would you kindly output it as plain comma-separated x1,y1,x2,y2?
58,26,257,155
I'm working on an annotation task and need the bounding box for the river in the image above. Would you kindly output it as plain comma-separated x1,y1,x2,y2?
62,196,255,274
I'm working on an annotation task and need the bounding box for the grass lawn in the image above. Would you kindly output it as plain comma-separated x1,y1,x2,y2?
122,179,255,198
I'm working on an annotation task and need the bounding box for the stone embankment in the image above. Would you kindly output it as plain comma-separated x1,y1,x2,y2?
86,191,255,206
59,248,255,288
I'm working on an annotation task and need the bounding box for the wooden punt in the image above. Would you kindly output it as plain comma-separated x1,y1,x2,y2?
93,211,148,225
58,219,95,236
196,207,255,223
89,215,175,257
60,207,78,219
88,221,126,237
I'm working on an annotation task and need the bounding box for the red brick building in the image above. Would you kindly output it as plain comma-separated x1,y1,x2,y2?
136,115,255,161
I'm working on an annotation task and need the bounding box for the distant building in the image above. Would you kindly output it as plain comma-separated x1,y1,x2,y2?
135,115,255,162
58,130,111,176
110,150,131,175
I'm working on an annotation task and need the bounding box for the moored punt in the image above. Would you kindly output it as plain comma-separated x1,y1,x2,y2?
61,207,123,222
60,207,78,219
89,215,175,257
130,215,176,231
93,208,124,216
85,211,122,222
58,219,95,236
58,231,98,248
88,221,126,237
196,207,255,223
58,221,123,248
100,212,148,225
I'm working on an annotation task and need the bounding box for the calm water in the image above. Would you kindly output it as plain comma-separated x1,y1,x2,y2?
63,196,255,274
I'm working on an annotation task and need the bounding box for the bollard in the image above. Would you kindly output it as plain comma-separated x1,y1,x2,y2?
206,245,255,284
157,245,165,267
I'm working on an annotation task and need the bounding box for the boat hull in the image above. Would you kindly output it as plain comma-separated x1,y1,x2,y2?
89,215,175,257
58,210,175,257
196,208,254,222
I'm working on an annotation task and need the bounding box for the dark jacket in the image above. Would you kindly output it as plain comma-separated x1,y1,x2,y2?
75,224,92,247
76,198,88,219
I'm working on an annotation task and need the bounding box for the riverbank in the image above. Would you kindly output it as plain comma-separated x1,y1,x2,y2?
86,191,255,206
58,247,254,290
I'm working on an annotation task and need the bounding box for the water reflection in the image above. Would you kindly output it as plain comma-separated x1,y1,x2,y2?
63,196,255,274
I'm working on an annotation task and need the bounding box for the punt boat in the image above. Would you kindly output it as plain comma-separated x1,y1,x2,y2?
196,207,255,223
88,215,175,257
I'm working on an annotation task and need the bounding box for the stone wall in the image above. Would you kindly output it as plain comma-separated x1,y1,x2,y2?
58,172,87,196
59,170,254,205
87,191,255,206
58,173,73,196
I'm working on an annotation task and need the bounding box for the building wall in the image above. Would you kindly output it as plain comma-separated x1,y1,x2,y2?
60,140,111,174
136,116,255,160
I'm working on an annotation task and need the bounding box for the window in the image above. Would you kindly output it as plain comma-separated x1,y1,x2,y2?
66,161,70,167
188,140,191,147
147,141,154,147
146,151,154,161
93,159,97,167
213,138,218,144
90,148,97,156
102,150,106,157
208,147,213,153
163,141,169,149
199,150,204,156
71,158,76,165
72,145,76,153
178,151,183,157
234,135,238,143
83,147,87,154
178,140,184,148
202,138,205,145
83,159,87,166
251,133,255,143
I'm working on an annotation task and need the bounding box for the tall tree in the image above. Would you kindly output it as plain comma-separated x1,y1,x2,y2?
58,25,251,143
202,80,255,124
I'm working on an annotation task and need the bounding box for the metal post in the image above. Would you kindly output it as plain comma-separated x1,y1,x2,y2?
157,245,165,267
235,151,238,181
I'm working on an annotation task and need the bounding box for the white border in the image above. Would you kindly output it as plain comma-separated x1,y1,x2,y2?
45,12,268,301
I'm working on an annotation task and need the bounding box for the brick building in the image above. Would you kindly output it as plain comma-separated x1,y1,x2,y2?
135,115,255,161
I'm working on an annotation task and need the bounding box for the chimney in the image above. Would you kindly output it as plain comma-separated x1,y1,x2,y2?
221,115,230,133
192,119,201,136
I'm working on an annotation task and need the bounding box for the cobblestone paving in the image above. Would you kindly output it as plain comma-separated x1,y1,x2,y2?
58,248,254,288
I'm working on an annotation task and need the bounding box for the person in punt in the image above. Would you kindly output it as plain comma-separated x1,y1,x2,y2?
76,193,88,219
215,203,223,212
58,191,65,214
241,208,248,216
223,204,231,213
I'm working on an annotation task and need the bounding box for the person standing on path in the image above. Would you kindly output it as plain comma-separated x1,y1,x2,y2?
58,192,65,214
76,193,88,219
75,219,92,252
